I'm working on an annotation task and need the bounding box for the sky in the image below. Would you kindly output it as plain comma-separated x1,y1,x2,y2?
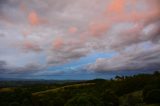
0,0,160,80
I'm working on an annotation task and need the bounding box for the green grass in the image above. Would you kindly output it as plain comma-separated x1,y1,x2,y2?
32,83,95,96
119,90,143,106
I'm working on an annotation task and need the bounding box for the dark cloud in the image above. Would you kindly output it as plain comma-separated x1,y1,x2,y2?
8,63,45,74
0,0,8,7
87,42,160,72
0,60,45,75
0,0,8,14
0,60,9,74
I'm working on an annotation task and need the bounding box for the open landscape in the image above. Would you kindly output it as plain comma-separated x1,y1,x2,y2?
0,72,160,106
0,0,160,105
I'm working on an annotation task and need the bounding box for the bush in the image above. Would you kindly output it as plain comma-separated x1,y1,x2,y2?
144,89,160,104
9,102,20,106
65,94,102,106
101,89,119,106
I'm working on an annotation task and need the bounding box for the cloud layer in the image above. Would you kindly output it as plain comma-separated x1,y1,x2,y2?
0,0,160,79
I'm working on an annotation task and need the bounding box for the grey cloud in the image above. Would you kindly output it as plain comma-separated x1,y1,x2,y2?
0,60,45,75
0,0,160,77
8,63,46,74
47,42,90,65
87,42,160,72
0,60,7,73
0,0,9,8
0,33,5,37
34,70,65,76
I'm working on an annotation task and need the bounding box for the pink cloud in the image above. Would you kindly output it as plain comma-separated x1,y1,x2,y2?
88,22,108,37
106,0,159,23
22,40,42,52
53,37,64,49
28,11,40,26
107,0,126,14
68,27,78,34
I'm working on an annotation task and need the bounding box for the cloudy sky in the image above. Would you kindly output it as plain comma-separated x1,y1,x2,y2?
0,0,160,79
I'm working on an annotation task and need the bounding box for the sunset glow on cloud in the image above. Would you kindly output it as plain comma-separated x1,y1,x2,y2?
0,0,160,79
28,11,40,25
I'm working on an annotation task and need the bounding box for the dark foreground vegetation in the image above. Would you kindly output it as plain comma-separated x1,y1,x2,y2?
0,71,160,106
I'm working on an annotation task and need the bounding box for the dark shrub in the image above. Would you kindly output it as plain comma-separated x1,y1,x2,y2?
65,94,102,106
144,89,160,104
101,89,119,106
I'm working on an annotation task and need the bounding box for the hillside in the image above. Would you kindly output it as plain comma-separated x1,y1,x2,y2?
32,83,95,96
0,71,160,106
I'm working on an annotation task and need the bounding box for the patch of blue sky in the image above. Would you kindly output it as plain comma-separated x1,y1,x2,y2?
124,41,153,52
38,52,47,65
47,51,118,72
139,41,153,50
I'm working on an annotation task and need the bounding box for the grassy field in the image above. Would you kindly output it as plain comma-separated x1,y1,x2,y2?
0,88,14,92
32,83,95,96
